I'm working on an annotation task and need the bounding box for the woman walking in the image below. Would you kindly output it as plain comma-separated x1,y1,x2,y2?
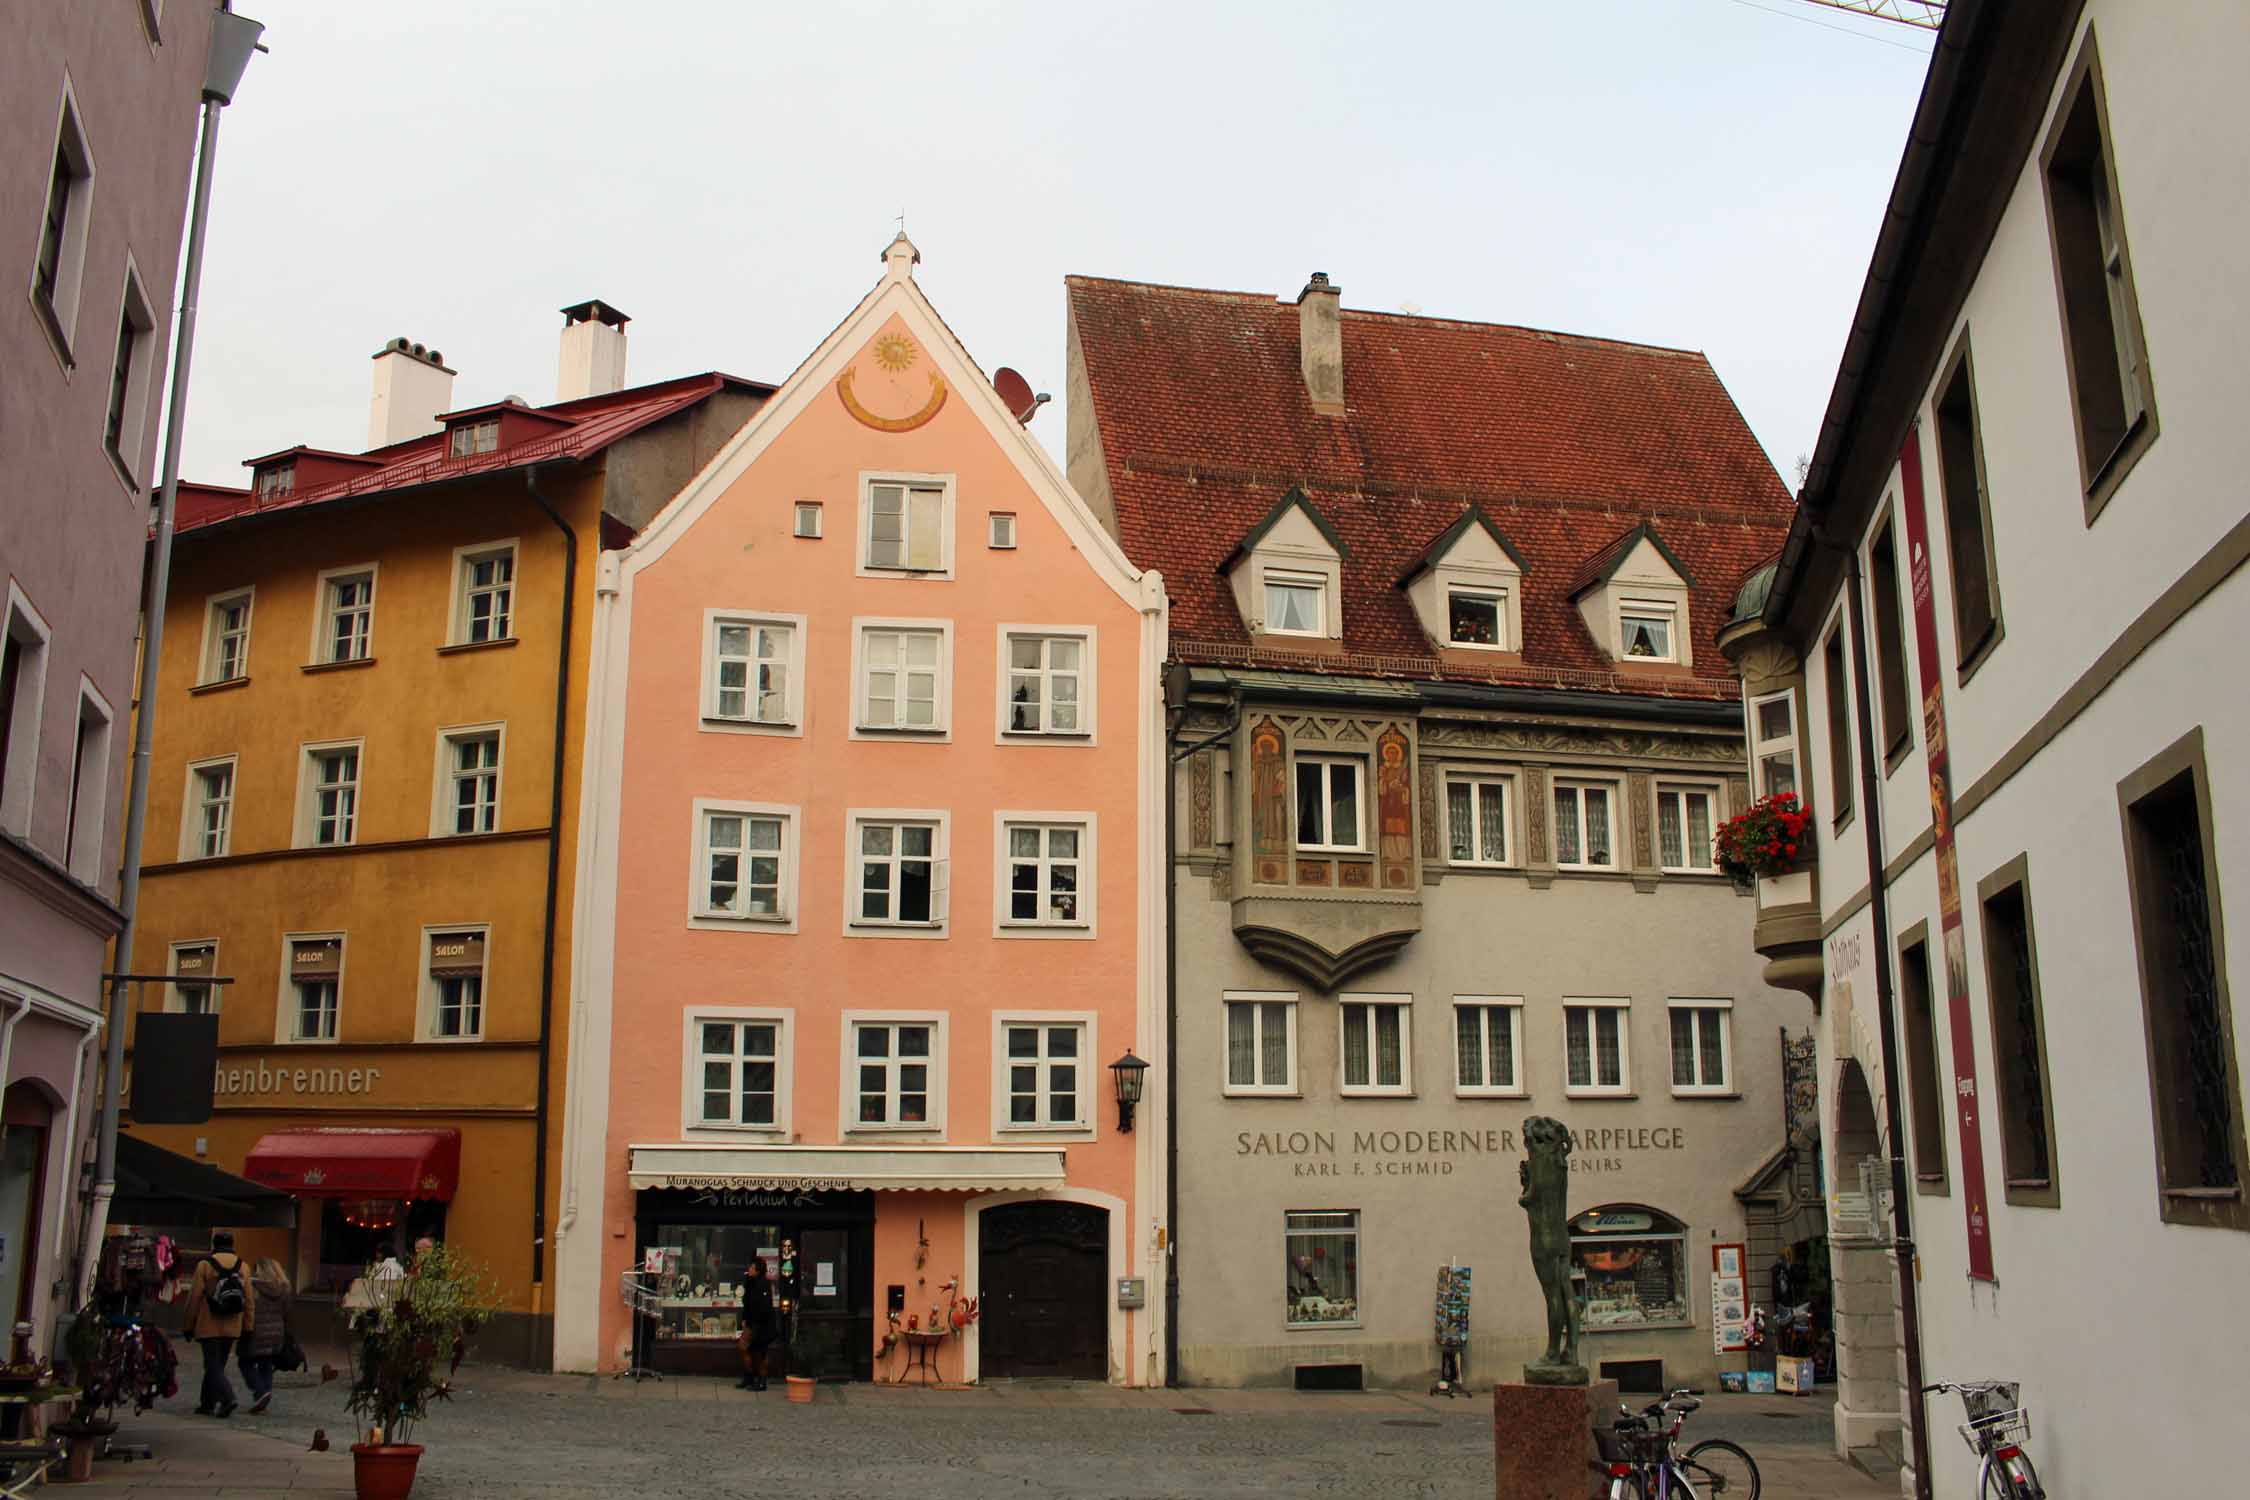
737,1257,777,1391
239,1258,294,1414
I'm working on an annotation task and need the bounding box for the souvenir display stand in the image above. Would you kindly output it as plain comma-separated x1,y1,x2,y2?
615,1270,664,1383
1431,1263,1471,1397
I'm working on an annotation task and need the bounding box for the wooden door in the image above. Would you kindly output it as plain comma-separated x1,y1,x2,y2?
978,1201,1106,1379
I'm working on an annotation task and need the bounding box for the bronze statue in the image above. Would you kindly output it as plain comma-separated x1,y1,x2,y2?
1518,1116,1587,1385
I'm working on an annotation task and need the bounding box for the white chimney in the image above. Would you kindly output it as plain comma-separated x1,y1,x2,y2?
557,299,629,401
1296,272,1344,415
367,338,456,448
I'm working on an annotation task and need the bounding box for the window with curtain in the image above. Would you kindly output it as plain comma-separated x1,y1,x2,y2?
1340,999,1409,1094
1445,777,1509,865
1667,1002,1730,1092
1224,998,1295,1094
1655,784,1717,872
1553,780,1616,869
1454,1001,1521,1094
1566,1003,1630,1093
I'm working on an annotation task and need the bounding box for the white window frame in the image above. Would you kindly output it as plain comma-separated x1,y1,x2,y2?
1564,999,1634,1097
992,813,1095,938
198,587,254,685
850,618,952,738
841,1011,947,1134
1293,753,1366,853
448,539,518,646
1453,998,1525,1097
102,256,159,489
166,939,220,1015
1667,999,1734,1096
430,723,504,838
991,1012,1097,1136
1552,776,1622,871
1654,780,1723,874
275,930,346,1045
996,625,1096,742
1617,598,1680,663
1445,584,1511,651
418,923,490,1043
178,753,237,861
1442,770,1516,867
63,676,113,884
844,808,949,938
682,1007,795,1137
30,77,96,361
793,501,823,539
988,512,1018,549
699,609,806,735
295,738,364,849
310,564,378,665
1222,991,1299,1097
1749,689,1801,802
0,585,53,839
1338,994,1413,1097
855,471,956,580
690,798,799,932
1261,568,1327,638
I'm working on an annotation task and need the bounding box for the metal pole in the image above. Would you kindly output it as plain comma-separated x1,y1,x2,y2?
80,85,229,1303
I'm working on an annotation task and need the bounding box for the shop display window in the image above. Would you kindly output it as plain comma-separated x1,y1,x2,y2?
640,1223,780,1343
1283,1210,1359,1327
1570,1205,1690,1331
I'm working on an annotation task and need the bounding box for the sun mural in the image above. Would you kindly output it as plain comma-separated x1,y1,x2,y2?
871,333,918,372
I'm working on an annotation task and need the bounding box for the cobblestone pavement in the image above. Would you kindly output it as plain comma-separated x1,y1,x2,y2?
103,1362,1889,1500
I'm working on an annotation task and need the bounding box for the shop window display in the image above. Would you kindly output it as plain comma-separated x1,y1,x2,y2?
641,1223,781,1345
1283,1210,1359,1326
1569,1205,1690,1330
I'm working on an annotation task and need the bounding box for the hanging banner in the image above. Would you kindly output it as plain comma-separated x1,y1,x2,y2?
1896,424,1998,1282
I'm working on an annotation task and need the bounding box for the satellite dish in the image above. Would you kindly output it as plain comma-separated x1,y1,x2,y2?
992,367,1038,425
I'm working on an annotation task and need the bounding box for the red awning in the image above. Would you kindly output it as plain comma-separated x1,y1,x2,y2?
243,1128,461,1201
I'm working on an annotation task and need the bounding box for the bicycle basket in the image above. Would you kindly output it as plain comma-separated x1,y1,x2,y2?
1594,1424,1666,1466
1957,1408,2031,1458
1958,1383,2020,1424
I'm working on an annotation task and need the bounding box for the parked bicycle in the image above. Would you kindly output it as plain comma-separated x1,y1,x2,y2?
1594,1389,1761,1500
1922,1380,2045,1499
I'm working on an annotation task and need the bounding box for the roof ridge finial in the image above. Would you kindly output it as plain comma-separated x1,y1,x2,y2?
883,224,921,279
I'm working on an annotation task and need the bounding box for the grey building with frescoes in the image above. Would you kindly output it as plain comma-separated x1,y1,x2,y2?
1066,271,1824,1389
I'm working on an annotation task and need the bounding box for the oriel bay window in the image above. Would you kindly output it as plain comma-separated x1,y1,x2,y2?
851,1019,938,1128
1667,1000,1731,1095
1454,999,1522,1096
1749,691,1799,801
1000,1020,1086,1130
1552,779,1617,870
697,804,793,922
1572,1206,1690,1330
1294,755,1363,852
1565,1000,1631,1095
1444,774,1510,866
1224,995,1296,1096
426,929,486,1040
1284,1210,1359,1327
695,1015,785,1130
1000,819,1087,929
852,816,944,929
1339,997,1410,1095
287,937,343,1042
1655,783,1718,873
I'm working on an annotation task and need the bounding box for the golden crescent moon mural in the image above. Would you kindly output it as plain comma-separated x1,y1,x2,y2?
837,365,948,433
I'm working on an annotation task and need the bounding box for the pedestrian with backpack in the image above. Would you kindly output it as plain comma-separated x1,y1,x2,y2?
183,1231,255,1417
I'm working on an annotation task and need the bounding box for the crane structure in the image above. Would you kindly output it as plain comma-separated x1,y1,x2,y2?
1794,0,1945,28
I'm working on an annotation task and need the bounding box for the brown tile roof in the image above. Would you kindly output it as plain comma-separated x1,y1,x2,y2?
1066,276,1797,698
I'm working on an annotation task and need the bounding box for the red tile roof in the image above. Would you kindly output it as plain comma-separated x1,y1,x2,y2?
1066,277,1797,699
175,372,772,535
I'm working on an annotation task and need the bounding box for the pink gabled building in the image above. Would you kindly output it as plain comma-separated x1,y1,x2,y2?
553,236,1168,1383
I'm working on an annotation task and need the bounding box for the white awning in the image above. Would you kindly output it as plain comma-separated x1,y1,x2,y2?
626,1143,1068,1194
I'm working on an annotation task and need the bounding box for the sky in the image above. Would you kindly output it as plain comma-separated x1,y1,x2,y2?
176,0,1936,490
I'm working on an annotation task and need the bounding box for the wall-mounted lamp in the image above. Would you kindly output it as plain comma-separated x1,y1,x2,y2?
1109,1051,1149,1134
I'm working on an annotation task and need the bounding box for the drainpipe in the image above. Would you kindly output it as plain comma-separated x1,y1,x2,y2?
85,9,264,1304
1841,548,1934,1500
521,466,577,1336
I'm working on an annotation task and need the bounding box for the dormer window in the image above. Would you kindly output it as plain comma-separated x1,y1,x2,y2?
1571,522,1693,669
448,419,499,458
1620,602,1676,661
1447,586,1506,649
1263,571,1326,637
1401,509,1526,656
255,463,295,500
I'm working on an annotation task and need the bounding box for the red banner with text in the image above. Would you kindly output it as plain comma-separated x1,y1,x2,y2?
1897,424,1997,1281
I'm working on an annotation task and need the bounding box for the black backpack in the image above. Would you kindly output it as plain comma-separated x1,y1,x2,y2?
207,1259,247,1317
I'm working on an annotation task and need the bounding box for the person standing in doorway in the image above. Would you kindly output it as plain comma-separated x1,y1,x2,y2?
240,1258,293,1414
183,1232,254,1417
737,1257,777,1391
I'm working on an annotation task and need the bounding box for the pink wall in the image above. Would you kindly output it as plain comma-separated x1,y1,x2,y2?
594,311,1146,1371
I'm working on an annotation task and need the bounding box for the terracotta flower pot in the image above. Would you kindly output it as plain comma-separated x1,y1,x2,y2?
350,1441,424,1500
785,1374,816,1404
52,1420,115,1485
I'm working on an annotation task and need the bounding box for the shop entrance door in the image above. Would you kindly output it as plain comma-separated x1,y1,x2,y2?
790,1225,872,1381
978,1201,1106,1380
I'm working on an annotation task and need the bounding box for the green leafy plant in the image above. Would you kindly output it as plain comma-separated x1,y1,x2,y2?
1713,790,1811,884
343,1245,496,1446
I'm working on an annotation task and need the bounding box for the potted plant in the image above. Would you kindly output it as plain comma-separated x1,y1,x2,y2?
1714,791,1812,890
52,1304,118,1483
342,1245,495,1500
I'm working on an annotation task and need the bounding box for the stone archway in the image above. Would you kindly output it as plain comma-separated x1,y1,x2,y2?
1829,1058,1902,1460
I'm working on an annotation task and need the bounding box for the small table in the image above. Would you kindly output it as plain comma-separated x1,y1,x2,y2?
893,1331,948,1387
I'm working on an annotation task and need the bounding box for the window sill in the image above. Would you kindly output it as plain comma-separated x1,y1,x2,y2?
1955,617,2005,690
2081,408,2156,526
302,656,376,675
421,1033,486,1046
995,921,1092,939
1455,1088,1528,1100
997,1124,1095,1140
693,911,793,926
1297,846,1370,859
842,1125,944,1137
852,724,950,738
685,1123,790,1138
1658,867,1725,879
1668,1090,1740,1101
282,1037,342,1047
436,637,519,656
847,920,944,933
1584,1320,1692,1336
1882,735,1913,778
1831,808,1856,838
999,730,1094,744
107,445,144,500
1445,859,1519,873
1220,1089,1302,1100
701,715,798,731
190,676,251,696
1285,1321,1362,1333
1556,863,1623,876
29,290,76,376
1562,1090,1638,1101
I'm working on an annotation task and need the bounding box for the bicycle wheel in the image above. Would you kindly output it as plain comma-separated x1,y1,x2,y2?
1982,1454,2045,1500
1682,1439,1761,1500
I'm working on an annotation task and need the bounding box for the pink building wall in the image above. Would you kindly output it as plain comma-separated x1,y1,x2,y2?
558,245,1164,1381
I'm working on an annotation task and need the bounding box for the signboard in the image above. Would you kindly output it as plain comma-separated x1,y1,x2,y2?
1711,1241,1749,1353
1897,424,1998,1283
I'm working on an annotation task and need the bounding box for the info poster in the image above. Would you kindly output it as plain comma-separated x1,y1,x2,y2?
1897,425,1998,1283
1711,1242,1749,1352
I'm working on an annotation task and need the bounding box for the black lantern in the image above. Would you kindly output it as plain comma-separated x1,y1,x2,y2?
1109,1051,1150,1133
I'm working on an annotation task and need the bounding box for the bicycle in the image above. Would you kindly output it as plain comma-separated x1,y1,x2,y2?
1594,1389,1762,1500
1922,1380,2046,1499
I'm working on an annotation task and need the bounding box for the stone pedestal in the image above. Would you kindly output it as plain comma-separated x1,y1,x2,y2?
1493,1379,1617,1500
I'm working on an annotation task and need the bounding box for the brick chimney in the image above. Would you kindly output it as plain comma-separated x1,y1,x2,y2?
1296,272,1344,416
367,338,455,448
557,299,630,401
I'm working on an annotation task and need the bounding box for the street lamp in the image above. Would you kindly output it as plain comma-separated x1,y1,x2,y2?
1109,1052,1149,1134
